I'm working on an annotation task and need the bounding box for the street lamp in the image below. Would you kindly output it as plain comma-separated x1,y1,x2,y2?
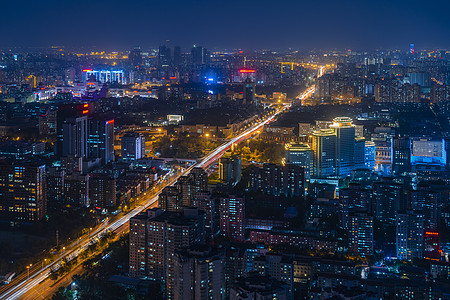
27,264,32,279
42,259,47,271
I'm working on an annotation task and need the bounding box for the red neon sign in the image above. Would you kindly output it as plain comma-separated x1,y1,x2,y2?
83,104,89,108
106,120,114,125
169,77,177,80
82,110,89,115
425,231,439,236
82,69,92,72
239,69,255,73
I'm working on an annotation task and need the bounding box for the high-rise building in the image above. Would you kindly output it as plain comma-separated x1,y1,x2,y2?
219,151,241,185
311,129,336,177
249,163,306,197
56,104,91,158
46,166,65,204
396,211,424,261
129,47,142,68
364,141,376,170
87,116,114,164
219,196,245,241
176,167,209,207
173,46,182,67
63,172,89,207
159,186,183,212
348,211,374,257
89,173,116,209
285,143,312,178
191,45,208,65
158,45,172,67
373,177,404,224
192,191,215,235
121,132,145,161
173,245,224,300
0,159,46,222
393,137,411,174
129,207,206,286
329,117,356,176
62,115,88,158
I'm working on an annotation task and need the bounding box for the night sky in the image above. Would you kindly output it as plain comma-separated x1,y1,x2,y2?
1,0,449,50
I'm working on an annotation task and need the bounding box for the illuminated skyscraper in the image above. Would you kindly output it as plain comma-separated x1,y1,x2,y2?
311,129,336,177
87,116,114,164
285,143,312,178
329,117,356,176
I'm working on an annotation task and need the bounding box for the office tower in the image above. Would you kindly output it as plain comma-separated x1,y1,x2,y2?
0,159,46,222
393,137,411,174
373,177,404,224
364,141,376,170
173,245,224,300
230,273,289,300
219,196,245,241
219,151,241,185
192,191,215,235
252,253,294,299
396,211,424,261
311,129,336,177
285,143,312,178
354,137,366,169
191,45,208,65
55,105,88,158
158,45,172,67
129,47,142,68
62,115,88,158
129,208,206,297
159,186,183,212
348,211,374,257
121,132,145,161
173,46,182,67
243,78,256,104
89,173,116,209
87,116,114,164
329,117,356,176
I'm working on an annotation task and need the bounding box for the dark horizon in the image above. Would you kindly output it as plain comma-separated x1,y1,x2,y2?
2,0,450,51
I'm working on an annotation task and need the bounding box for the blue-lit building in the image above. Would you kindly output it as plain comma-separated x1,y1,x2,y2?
330,117,356,177
284,143,312,178
410,138,446,167
364,141,376,170
83,69,126,84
